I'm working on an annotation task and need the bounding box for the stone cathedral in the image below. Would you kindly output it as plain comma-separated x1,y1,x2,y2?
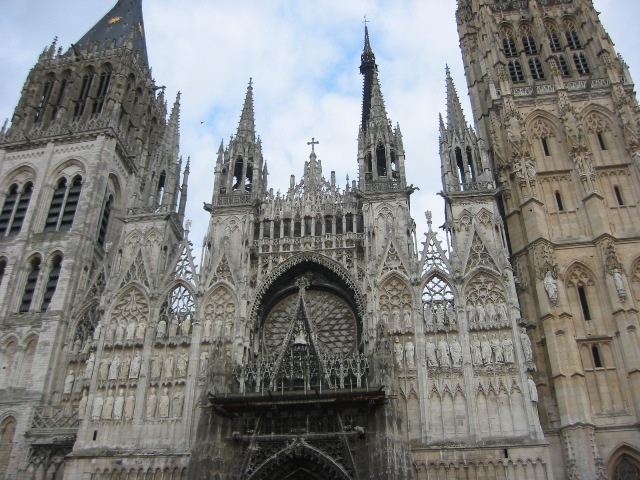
0,0,639,478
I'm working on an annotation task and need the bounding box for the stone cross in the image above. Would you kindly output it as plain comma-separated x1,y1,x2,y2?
307,137,319,153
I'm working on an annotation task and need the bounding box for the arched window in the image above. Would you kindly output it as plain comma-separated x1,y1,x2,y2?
614,185,625,206
72,305,100,354
541,137,551,156
98,195,113,247
565,25,582,50
159,285,195,338
455,147,466,184
92,68,112,116
614,458,640,479
0,418,16,477
365,153,373,174
34,76,54,123
520,25,538,55
508,60,524,82
74,69,95,119
556,55,571,76
44,175,83,232
51,71,70,121
376,144,387,177
20,256,41,313
578,285,591,320
529,57,545,80
555,191,564,211
0,182,33,237
500,26,517,57
546,22,562,52
466,147,476,181
592,345,603,368
41,254,62,311
232,157,243,191
573,52,590,75
156,171,166,206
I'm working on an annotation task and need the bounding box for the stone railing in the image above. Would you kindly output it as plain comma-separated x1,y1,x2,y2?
31,406,80,430
490,1,528,12
446,181,495,193
363,179,405,193
215,193,253,206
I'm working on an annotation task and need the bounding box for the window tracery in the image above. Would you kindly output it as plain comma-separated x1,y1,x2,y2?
71,305,101,355
423,276,456,332
614,458,640,480
0,182,33,237
379,276,412,334
203,286,236,343
158,285,195,339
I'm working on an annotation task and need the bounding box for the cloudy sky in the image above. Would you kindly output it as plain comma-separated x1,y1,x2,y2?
1,0,639,254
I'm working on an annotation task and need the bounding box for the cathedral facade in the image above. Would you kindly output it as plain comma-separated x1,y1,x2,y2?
0,1,638,479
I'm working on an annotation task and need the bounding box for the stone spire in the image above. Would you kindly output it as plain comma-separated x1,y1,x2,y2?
445,66,467,136
74,0,149,68
236,79,255,141
360,26,377,131
178,157,190,223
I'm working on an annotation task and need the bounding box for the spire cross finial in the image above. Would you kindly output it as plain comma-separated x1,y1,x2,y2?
363,16,369,27
307,137,320,153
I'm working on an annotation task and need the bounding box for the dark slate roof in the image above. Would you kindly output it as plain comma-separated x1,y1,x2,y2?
75,0,148,67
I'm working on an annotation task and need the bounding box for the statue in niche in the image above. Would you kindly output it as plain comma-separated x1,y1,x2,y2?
213,317,224,338
129,352,142,379
405,341,415,368
613,268,626,298
92,393,104,419
520,327,533,363
450,336,462,367
109,354,121,380
181,315,191,336
437,337,450,367
403,310,412,331
490,334,503,363
481,334,492,364
476,303,486,326
168,317,179,337
543,270,558,305
486,302,497,325
84,352,95,379
78,389,88,420
99,355,111,381
203,318,212,342
199,351,209,376
173,387,184,417
113,389,125,419
425,338,438,367
381,312,389,327
135,320,146,340
177,351,188,377
151,353,162,379
63,371,75,394
502,333,515,364
435,305,445,328
527,375,538,403
82,339,91,354
126,319,136,341
156,318,167,338
471,334,482,366
394,339,404,367
158,388,170,418
125,392,135,420
120,354,131,379
115,321,125,344
445,304,456,326
105,322,116,344
103,389,115,419
225,320,234,339
498,302,509,324
234,338,244,365
163,354,174,379
146,387,158,418
466,304,477,326
93,321,103,341
72,338,81,355
423,307,433,326
392,310,402,333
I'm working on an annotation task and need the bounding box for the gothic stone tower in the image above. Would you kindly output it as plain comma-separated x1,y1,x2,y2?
456,0,640,478
0,0,190,477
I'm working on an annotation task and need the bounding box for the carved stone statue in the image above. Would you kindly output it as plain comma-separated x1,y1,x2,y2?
177,352,188,377
135,320,147,340
93,321,103,341
126,319,136,341
151,353,162,379
404,341,415,368
471,334,482,366
84,352,95,379
182,316,192,336
449,336,462,367
425,338,438,367
103,389,115,419
92,393,104,420
445,304,456,326
394,339,404,367
125,392,135,420
172,387,184,417
120,354,131,379
213,318,224,338
486,302,497,325
203,318,212,342
392,310,402,333
115,322,125,344
78,389,88,420
490,334,503,363
113,389,125,419
168,318,179,337
99,355,111,381
146,387,158,418
480,334,492,364
163,354,174,379
199,351,209,376
156,319,167,338
158,388,170,418
521,327,533,363
64,371,75,394
129,352,142,379
528,376,538,403
543,270,558,305
466,304,477,325
498,302,509,324
476,303,486,325
613,268,626,298
108,354,121,380
437,338,450,367
502,333,515,364
403,310,412,331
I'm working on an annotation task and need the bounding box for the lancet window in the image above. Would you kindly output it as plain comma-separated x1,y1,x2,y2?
19,256,41,313
92,67,112,116
422,275,455,323
158,285,196,338
0,182,33,237
71,305,101,355
508,60,524,82
97,195,113,247
34,75,54,124
500,26,517,58
40,254,62,311
73,68,95,119
44,175,83,232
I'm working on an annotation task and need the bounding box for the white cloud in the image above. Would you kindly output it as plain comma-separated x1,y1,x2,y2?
1,0,639,253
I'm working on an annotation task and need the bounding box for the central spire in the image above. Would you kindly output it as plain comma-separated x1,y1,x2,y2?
360,26,377,131
236,79,255,140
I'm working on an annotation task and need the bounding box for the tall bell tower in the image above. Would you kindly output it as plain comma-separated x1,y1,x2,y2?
456,0,640,477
